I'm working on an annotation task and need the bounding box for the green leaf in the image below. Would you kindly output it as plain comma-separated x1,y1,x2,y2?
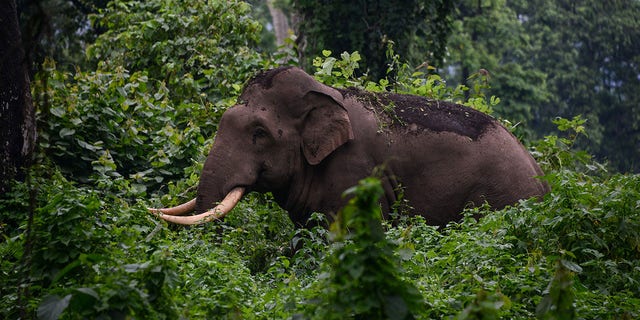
71,288,99,310
384,295,409,320
560,259,583,273
51,107,66,117
74,287,99,300
38,294,72,320
124,261,151,273
76,139,99,152
59,128,76,138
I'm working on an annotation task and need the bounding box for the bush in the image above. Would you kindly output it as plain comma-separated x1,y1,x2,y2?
36,0,267,191
305,177,423,319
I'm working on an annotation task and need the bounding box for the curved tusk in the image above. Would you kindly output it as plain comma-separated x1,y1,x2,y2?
148,198,196,216
155,187,245,225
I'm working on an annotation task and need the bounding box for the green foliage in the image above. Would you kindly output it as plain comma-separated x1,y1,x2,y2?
87,0,264,104
0,167,178,318
536,261,577,320
312,50,368,89
17,0,109,74
444,0,551,132
0,165,295,319
508,171,640,296
293,0,455,80
311,48,500,115
37,59,207,190
389,164,640,318
447,0,640,172
4,2,640,318
522,0,640,172
532,115,595,172
306,178,423,319
35,0,267,190
4,111,639,320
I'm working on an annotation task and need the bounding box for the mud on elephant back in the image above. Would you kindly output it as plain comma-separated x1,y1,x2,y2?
148,66,549,228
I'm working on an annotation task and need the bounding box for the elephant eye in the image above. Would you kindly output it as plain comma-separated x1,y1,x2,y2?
254,127,268,137
252,127,269,144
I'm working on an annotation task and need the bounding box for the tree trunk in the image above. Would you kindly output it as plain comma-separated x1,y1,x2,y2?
266,0,290,46
0,0,37,194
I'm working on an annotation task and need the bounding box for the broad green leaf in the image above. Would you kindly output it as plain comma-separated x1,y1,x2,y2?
37,294,72,320
59,128,75,138
51,107,66,117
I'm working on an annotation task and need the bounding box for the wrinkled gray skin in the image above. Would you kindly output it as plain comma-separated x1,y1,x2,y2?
195,66,548,227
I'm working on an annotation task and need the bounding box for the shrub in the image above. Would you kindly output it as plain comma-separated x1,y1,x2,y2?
36,0,266,191
305,177,423,319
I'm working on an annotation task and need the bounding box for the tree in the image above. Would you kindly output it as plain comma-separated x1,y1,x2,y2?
267,0,292,46
16,0,110,74
445,0,640,172
444,0,551,135
40,0,266,188
0,0,37,193
513,0,640,172
292,0,455,80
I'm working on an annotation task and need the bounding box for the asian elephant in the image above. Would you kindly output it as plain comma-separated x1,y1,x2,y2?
149,66,549,227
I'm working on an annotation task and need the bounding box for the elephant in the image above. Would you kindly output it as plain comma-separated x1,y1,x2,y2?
149,66,549,227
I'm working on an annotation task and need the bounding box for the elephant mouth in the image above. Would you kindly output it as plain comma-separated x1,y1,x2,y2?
148,187,245,225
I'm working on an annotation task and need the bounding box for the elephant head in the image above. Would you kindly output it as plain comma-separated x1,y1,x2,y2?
149,67,354,224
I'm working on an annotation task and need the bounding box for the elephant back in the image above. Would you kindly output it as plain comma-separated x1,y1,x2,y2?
338,88,497,141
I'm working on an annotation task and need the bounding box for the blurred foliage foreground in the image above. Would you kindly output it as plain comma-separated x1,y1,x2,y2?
2,0,640,316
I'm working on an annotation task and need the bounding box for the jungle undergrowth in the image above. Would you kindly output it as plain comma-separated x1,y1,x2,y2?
2,39,638,318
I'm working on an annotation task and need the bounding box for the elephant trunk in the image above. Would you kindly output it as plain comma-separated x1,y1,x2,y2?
148,187,245,225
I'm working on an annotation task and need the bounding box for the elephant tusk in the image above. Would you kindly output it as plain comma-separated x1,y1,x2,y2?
153,187,245,225
148,198,196,216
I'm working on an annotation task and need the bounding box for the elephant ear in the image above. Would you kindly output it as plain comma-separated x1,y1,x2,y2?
301,90,354,165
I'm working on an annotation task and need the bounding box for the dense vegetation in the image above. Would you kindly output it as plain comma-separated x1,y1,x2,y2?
293,0,454,80
2,0,639,318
